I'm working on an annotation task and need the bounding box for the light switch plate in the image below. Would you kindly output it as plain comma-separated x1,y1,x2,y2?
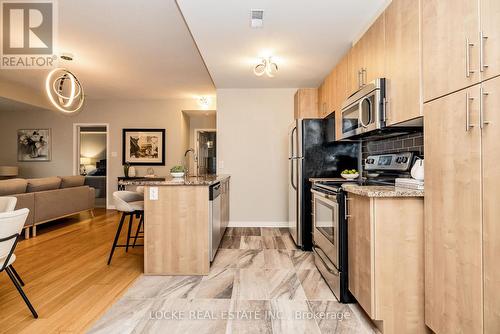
149,187,159,200
111,151,118,158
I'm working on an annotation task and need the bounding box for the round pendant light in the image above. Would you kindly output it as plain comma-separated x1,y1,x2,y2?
45,68,85,114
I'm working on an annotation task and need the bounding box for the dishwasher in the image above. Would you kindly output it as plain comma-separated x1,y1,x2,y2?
209,182,222,262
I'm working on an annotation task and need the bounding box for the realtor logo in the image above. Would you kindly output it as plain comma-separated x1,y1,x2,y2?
1,0,57,68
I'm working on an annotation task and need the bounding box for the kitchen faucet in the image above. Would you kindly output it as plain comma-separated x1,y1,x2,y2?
184,148,198,176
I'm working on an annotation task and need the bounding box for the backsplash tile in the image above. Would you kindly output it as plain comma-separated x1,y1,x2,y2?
361,132,424,161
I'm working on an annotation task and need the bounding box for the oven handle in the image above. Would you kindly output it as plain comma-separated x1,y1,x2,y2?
312,244,340,276
311,189,337,201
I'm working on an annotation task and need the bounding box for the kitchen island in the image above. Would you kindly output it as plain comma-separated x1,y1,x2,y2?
119,175,230,276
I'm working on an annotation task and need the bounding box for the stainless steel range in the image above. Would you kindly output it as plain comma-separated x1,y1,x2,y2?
311,151,418,303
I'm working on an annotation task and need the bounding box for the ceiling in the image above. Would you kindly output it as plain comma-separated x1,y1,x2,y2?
0,0,215,100
177,0,390,88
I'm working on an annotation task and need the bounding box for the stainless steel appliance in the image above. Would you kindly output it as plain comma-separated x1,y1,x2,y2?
340,78,423,140
209,182,222,261
288,119,358,250
311,152,418,302
341,78,386,139
311,179,354,303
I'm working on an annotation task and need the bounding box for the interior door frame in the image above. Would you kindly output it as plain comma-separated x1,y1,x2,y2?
194,128,216,176
72,123,110,209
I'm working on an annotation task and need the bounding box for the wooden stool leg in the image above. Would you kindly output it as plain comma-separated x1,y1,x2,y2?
107,213,126,265
133,213,144,248
125,213,134,252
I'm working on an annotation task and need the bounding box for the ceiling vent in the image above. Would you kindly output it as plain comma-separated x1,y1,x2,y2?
250,10,264,28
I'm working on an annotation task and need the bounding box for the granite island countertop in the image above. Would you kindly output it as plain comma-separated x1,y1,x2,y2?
118,175,230,187
342,183,424,198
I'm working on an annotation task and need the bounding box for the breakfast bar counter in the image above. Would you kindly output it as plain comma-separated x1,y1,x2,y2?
128,175,230,276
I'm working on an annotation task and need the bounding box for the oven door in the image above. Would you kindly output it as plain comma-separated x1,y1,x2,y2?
312,189,340,271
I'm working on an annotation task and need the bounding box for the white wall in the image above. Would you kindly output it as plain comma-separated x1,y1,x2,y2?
217,88,295,227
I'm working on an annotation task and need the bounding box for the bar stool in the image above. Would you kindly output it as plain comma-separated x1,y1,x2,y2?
132,187,145,247
107,191,144,265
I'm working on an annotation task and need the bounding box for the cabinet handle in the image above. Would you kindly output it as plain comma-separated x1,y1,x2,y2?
480,87,490,128
358,70,362,89
362,68,367,85
480,31,489,72
465,38,475,78
466,92,475,132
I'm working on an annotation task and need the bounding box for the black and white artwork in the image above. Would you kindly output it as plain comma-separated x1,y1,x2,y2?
122,129,165,165
17,129,52,161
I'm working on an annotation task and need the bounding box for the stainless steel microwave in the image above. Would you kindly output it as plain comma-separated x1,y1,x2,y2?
341,78,386,139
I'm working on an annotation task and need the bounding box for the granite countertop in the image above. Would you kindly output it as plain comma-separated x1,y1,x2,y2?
118,175,230,186
342,184,424,198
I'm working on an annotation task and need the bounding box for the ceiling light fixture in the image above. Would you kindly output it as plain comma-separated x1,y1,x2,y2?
198,96,211,109
254,57,278,78
59,53,74,61
45,68,85,114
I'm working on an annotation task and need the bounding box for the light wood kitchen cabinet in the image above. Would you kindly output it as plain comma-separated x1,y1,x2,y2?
347,194,373,317
480,0,500,80
384,0,422,125
325,69,336,117
347,39,364,95
318,83,327,118
424,85,483,334
334,55,349,139
481,76,500,334
347,193,426,334
363,14,385,84
294,88,318,119
422,0,480,102
347,14,385,96
220,178,230,234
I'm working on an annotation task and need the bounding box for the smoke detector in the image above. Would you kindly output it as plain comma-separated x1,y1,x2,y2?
250,10,264,28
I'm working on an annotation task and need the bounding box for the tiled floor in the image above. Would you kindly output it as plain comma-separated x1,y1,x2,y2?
88,228,376,334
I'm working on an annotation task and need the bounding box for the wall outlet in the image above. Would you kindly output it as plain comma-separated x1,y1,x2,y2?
149,187,159,201
219,160,224,170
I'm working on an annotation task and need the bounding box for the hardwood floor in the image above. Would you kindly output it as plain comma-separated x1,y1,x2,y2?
0,209,143,334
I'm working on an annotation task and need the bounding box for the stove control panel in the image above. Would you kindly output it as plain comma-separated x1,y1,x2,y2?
365,152,414,171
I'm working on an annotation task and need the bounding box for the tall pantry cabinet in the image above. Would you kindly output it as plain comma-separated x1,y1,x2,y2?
423,0,500,332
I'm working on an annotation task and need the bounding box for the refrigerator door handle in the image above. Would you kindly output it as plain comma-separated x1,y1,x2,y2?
290,127,297,190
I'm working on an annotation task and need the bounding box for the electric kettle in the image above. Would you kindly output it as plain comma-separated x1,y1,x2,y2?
411,158,424,181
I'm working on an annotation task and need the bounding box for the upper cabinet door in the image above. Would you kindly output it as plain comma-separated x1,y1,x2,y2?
422,0,480,102
385,0,422,125
363,14,386,84
482,76,500,334
480,0,500,80
347,41,364,96
318,82,327,117
326,69,336,116
294,88,319,119
335,55,349,140
424,84,483,334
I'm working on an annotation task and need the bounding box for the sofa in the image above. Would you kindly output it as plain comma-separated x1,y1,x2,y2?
0,176,95,238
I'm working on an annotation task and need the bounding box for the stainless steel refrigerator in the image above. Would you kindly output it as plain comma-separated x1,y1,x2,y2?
288,117,359,250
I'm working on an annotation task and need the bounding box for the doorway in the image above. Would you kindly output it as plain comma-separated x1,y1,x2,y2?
195,129,217,176
73,124,109,208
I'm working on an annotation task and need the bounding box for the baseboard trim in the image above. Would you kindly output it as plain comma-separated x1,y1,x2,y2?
228,221,289,228
107,205,116,210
